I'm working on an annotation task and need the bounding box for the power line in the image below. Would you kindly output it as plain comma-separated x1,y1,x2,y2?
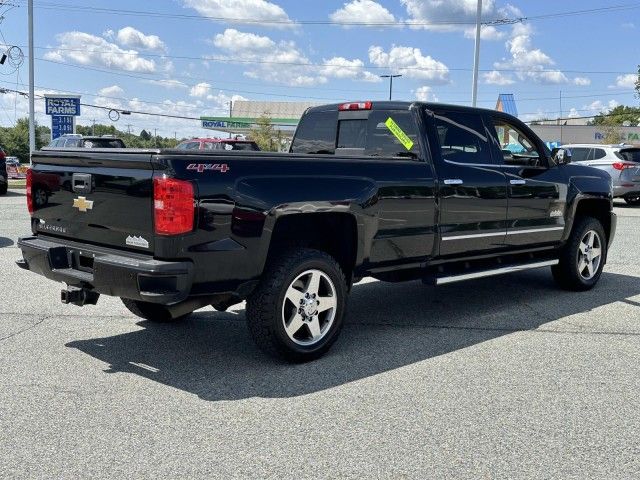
10,1,640,27
19,46,637,76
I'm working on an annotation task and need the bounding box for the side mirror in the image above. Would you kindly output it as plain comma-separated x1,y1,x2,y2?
551,147,572,165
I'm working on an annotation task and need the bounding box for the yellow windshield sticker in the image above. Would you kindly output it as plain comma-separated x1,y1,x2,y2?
385,117,414,151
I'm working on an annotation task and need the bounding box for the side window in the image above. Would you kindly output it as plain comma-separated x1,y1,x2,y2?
433,112,491,165
64,138,80,147
592,148,606,160
365,111,419,158
491,119,544,167
568,148,590,162
183,141,201,150
291,111,338,154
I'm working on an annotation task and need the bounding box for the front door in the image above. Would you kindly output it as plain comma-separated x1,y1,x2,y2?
428,110,508,256
487,114,566,247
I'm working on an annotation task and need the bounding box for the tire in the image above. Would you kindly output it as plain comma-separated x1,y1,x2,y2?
246,248,347,362
624,195,640,206
121,298,189,322
552,216,606,291
0,181,7,195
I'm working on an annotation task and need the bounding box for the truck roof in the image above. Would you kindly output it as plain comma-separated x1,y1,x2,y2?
306,101,508,116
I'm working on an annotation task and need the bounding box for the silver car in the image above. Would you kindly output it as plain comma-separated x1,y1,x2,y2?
563,143,640,205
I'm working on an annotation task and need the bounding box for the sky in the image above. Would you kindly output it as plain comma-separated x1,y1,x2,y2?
0,0,638,138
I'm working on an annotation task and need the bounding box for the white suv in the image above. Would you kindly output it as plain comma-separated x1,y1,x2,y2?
563,144,640,205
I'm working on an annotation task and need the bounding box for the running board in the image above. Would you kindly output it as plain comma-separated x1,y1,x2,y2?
435,259,559,286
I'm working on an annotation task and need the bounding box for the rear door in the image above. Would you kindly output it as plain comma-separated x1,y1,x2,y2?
426,109,508,256
30,150,157,253
487,114,565,247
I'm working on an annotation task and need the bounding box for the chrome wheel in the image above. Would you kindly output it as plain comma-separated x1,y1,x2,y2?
34,188,47,207
281,269,337,346
577,230,602,280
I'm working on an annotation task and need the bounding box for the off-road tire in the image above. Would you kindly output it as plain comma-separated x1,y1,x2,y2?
121,298,189,322
552,216,606,291
246,248,347,362
0,182,7,195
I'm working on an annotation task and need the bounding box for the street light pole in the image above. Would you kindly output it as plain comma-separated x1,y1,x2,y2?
380,74,402,101
28,0,35,155
471,0,482,107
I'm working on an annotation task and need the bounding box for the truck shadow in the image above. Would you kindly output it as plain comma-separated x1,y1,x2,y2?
67,270,640,402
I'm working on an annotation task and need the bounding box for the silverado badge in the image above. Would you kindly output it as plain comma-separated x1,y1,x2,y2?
72,196,94,212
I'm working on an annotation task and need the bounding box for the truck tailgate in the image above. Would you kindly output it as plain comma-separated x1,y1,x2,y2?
30,150,157,253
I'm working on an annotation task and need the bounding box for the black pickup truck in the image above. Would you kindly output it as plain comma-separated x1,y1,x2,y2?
18,101,616,361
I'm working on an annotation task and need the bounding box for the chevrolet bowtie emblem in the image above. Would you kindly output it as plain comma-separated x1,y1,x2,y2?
72,196,94,212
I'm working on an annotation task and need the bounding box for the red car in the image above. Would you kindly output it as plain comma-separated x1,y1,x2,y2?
176,138,260,152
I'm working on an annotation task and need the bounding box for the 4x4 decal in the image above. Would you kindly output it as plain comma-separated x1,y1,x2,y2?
186,163,230,173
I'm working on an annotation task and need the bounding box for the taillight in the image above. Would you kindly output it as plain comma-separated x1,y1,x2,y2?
612,162,635,171
338,101,372,111
26,168,33,215
153,176,194,235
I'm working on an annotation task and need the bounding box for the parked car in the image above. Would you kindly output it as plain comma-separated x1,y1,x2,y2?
176,138,260,151
5,157,27,179
0,146,7,195
18,101,615,361
46,134,126,149
562,143,640,205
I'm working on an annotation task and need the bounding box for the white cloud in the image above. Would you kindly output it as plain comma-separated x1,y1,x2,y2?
183,0,292,26
611,73,638,89
583,99,619,115
190,82,212,98
573,77,591,86
493,23,569,85
320,57,380,82
414,86,438,102
44,31,157,73
568,108,580,118
368,45,450,84
464,25,505,41
145,79,188,89
115,27,167,53
401,0,497,29
482,70,514,85
213,29,322,86
97,85,124,97
329,0,396,27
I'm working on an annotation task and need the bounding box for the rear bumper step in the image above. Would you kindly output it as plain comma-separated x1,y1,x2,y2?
17,236,193,304
434,259,558,285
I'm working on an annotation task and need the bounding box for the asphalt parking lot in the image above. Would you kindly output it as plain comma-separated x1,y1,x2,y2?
1,188,639,479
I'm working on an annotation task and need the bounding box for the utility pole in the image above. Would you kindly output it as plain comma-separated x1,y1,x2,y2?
380,74,402,101
28,0,35,155
471,0,482,107
559,90,563,143
154,128,158,147
91,119,96,136
125,124,132,134
228,100,233,139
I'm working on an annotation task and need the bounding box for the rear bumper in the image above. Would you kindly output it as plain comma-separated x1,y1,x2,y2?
613,184,640,198
17,236,193,304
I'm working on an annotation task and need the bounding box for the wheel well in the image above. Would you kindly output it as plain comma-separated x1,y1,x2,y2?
574,199,611,241
268,213,358,282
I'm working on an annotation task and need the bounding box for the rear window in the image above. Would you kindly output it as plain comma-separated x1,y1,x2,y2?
291,111,338,154
82,139,125,148
228,142,259,151
618,148,640,163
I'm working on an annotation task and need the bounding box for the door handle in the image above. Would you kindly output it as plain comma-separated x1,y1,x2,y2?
510,179,526,185
443,179,464,185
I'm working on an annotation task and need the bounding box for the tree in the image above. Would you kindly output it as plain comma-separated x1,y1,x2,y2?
139,129,151,141
635,64,640,99
591,105,640,126
249,114,279,151
0,118,48,162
